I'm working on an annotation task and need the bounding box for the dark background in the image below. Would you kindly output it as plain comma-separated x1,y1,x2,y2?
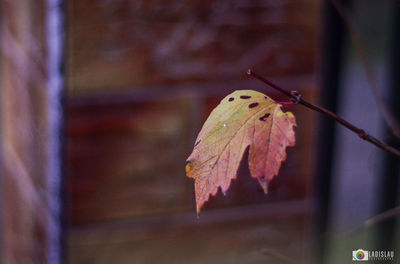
1,0,399,263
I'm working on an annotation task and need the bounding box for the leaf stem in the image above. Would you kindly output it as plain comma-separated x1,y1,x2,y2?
247,69,400,158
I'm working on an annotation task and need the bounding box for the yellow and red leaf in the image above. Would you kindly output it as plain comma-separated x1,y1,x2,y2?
186,90,296,213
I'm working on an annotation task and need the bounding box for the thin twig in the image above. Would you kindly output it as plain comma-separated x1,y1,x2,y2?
247,69,400,158
364,206,400,228
335,205,400,239
330,0,400,139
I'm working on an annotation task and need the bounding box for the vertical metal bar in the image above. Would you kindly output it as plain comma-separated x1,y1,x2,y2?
59,3,68,263
314,0,347,262
46,0,65,263
0,1,3,262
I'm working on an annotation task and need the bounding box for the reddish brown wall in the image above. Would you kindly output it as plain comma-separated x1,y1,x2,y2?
67,0,320,263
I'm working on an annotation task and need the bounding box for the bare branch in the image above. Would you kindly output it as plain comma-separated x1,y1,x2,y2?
331,0,400,139
338,205,400,239
247,69,400,158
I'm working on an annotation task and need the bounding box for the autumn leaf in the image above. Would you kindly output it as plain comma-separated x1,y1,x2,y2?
186,90,296,213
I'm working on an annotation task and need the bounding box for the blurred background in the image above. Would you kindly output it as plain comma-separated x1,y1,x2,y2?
1,0,399,263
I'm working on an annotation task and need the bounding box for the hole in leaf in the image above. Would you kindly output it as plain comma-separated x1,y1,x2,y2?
259,113,270,121
248,102,259,108
228,97,234,102
240,95,251,99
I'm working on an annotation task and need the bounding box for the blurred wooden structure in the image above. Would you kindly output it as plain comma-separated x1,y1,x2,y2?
0,0,64,263
67,0,319,263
